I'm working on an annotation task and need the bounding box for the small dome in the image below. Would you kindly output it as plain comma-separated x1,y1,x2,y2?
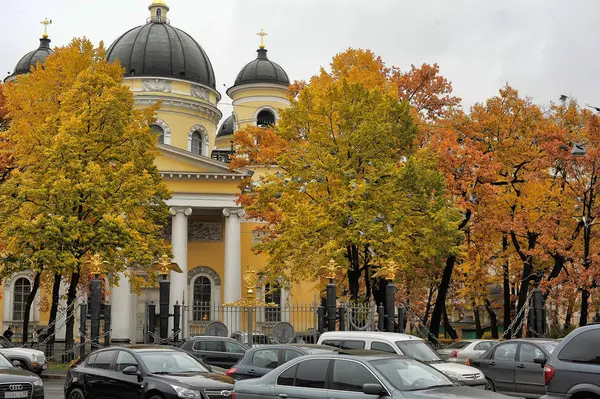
217,115,235,137
231,48,289,88
7,38,54,81
106,23,216,88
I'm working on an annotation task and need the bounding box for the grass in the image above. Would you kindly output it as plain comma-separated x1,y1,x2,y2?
47,361,70,372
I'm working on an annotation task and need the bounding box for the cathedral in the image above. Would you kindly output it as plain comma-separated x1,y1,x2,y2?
2,0,311,344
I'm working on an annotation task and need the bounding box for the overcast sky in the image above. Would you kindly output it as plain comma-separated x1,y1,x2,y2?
2,0,600,123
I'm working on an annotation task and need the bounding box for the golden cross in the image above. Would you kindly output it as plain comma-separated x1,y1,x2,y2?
41,18,52,39
257,29,267,49
86,254,108,276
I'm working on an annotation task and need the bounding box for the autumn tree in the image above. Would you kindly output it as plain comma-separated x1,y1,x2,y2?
0,38,170,348
233,49,462,304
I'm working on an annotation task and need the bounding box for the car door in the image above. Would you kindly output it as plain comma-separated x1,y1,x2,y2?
193,340,226,367
244,348,280,379
223,340,246,367
327,359,384,399
514,343,546,397
274,359,330,399
106,350,143,399
84,350,117,399
482,342,517,394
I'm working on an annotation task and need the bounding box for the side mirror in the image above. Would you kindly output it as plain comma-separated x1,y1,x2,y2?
533,356,547,367
363,383,386,396
122,365,141,376
11,360,21,368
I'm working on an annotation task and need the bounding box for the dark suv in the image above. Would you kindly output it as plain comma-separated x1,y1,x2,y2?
541,324,600,398
179,336,248,368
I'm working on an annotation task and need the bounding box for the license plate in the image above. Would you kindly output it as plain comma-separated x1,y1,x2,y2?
5,392,28,398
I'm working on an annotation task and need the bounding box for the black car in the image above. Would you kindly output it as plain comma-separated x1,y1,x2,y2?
226,344,340,380
64,345,234,399
179,336,248,368
469,338,559,398
0,353,44,398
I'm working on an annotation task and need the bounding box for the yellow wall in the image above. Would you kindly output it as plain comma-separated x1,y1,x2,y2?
163,180,240,195
230,85,289,130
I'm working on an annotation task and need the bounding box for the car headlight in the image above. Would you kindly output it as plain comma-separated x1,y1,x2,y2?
443,371,462,381
32,378,43,387
171,385,201,399
36,354,45,363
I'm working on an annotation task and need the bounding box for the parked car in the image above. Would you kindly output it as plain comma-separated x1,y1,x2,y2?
231,331,274,346
226,344,340,380
64,345,234,399
438,340,499,364
234,351,511,399
541,324,600,399
0,352,44,398
178,336,248,368
0,336,47,375
469,338,559,398
318,331,487,389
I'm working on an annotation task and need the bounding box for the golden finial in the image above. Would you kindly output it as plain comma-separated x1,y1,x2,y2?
257,29,267,49
316,259,343,281
372,259,401,281
87,254,108,276
242,265,259,295
152,254,182,276
40,18,52,39
223,266,277,307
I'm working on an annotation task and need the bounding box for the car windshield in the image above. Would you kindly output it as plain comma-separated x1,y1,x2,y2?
396,341,443,363
0,354,13,369
445,341,471,350
371,358,453,391
138,351,210,374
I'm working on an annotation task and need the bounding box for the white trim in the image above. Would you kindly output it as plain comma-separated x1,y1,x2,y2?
189,272,222,322
125,76,222,102
254,106,279,126
166,193,238,209
133,96,222,124
3,274,40,324
152,118,171,145
233,96,291,106
187,123,210,156
227,83,289,98
158,143,248,174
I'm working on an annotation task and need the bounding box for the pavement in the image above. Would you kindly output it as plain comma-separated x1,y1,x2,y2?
43,379,65,399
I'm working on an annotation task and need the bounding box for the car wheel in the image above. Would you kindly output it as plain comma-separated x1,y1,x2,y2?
485,378,496,392
148,395,164,399
68,388,85,399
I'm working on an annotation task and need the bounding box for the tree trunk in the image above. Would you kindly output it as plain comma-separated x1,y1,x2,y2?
65,271,80,359
363,247,371,301
510,231,537,338
21,272,41,345
429,256,455,343
564,297,574,331
579,289,590,327
46,273,62,358
485,299,499,338
423,284,435,327
580,224,591,326
346,245,360,302
502,235,511,337
473,302,482,339
443,304,458,339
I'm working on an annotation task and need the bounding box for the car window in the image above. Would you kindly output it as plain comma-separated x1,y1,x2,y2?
93,351,116,369
252,349,279,369
224,341,245,354
341,340,365,350
519,344,544,363
395,341,442,362
138,351,209,373
446,341,471,350
493,343,518,361
277,364,297,386
194,340,224,352
332,360,379,392
295,359,330,389
558,330,600,364
87,353,98,367
284,350,302,362
371,342,396,353
322,340,340,348
475,342,495,351
371,358,452,391
115,351,138,371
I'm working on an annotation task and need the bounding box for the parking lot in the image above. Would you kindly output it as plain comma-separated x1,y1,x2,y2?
44,379,64,399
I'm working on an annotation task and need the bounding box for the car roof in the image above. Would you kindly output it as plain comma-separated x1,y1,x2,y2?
502,339,559,344
320,331,421,342
247,344,339,352
125,345,183,352
302,351,407,361
186,336,237,341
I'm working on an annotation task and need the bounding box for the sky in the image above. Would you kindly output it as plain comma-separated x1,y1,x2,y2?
2,0,600,124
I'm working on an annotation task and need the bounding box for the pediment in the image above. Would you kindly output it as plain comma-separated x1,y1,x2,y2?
156,144,246,176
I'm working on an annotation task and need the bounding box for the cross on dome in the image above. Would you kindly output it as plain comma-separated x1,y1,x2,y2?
257,29,267,49
40,17,52,39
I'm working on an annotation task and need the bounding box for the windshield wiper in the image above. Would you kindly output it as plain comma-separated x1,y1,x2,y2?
152,371,173,375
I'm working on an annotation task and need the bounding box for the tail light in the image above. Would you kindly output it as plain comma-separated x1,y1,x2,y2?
226,367,237,376
232,391,236,399
544,365,555,384
450,350,458,358
466,359,471,366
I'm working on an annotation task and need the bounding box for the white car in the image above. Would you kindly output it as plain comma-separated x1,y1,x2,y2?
438,339,498,364
0,336,47,375
317,331,487,389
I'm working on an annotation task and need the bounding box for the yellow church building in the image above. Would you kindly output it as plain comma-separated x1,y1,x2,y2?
2,0,316,344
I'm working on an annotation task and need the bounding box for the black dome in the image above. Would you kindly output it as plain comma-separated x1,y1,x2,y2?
217,115,235,137
106,23,216,88
232,48,289,88
8,38,54,80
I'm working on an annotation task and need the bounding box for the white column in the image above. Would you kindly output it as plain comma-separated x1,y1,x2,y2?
169,207,192,338
55,282,68,341
110,273,132,343
223,208,244,303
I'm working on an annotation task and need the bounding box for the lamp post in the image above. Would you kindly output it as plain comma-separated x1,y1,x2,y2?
153,255,182,343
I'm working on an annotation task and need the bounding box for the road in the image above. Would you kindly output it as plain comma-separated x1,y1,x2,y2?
44,379,64,399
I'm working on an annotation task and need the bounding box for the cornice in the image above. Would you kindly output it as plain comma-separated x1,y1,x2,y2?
124,76,222,102
135,95,222,125
227,83,289,99
160,172,246,180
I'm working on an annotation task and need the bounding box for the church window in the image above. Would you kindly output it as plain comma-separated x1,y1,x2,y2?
150,124,164,144
193,276,211,321
191,131,202,155
264,283,281,322
13,278,31,321
156,8,162,22
257,110,275,127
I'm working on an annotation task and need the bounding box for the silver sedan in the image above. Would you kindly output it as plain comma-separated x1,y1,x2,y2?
438,340,498,364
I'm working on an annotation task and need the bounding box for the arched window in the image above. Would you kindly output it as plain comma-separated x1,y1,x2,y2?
257,110,275,127
150,124,164,144
193,276,211,321
191,131,202,155
13,278,31,321
156,8,162,22
264,283,281,322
